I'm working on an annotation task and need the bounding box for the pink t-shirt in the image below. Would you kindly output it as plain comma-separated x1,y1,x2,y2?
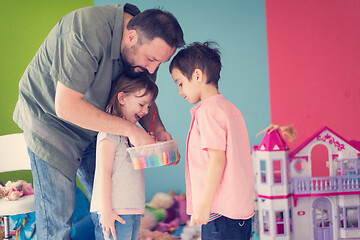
185,94,255,219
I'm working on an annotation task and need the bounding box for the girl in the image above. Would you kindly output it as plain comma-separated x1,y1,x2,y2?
90,72,158,240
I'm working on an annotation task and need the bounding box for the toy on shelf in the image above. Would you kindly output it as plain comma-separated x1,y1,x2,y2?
252,125,360,240
0,180,34,201
179,224,201,240
156,190,188,233
167,190,188,225
127,139,180,170
140,192,176,240
140,191,189,240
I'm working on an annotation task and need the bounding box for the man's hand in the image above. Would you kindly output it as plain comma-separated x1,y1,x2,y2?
155,129,172,142
128,124,156,146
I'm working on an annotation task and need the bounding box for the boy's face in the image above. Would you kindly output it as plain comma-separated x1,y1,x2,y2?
171,68,201,104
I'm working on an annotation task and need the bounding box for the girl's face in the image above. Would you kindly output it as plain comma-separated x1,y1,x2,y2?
118,88,153,124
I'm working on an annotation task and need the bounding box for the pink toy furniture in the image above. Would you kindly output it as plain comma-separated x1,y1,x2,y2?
252,126,360,240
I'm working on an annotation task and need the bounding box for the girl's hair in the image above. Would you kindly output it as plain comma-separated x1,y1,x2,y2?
106,72,159,117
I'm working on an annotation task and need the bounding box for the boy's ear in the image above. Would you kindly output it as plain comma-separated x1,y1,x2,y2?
117,92,126,105
192,69,203,83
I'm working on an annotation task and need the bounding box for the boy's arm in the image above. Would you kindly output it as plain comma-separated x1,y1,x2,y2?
97,138,125,239
189,149,226,226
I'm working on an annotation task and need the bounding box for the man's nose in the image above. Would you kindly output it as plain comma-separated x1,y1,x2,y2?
146,62,160,74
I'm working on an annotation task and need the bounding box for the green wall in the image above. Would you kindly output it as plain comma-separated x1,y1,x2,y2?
0,0,93,184
0,0,93,135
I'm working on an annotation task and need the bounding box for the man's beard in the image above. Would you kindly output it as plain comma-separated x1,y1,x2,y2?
122,46,150,78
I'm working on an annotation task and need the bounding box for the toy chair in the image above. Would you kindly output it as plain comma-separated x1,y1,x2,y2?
0,133,34,240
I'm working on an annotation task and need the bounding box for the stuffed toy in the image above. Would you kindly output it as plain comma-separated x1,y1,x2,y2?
0,180,34,201
140,193,175,231
140,192,177,240
166,190,188,225
155,190,188,233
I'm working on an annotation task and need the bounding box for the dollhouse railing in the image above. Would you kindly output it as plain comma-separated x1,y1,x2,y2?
293,176,360,194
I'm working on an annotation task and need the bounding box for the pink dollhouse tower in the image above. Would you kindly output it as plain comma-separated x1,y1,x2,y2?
252,128,292,240
253,126,360,240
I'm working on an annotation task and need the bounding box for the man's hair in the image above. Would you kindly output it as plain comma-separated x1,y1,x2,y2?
169,41,222,88
127,9,185,48
106,72,158,117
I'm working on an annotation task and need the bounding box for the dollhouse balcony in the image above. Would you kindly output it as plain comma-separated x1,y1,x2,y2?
293,176,360,195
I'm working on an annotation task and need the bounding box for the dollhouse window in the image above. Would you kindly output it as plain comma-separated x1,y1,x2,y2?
339,206,359,229
294,158,303,173
273,160,282,184
343,159,358,176
275,211,285,235
339,158,360,176
260,160,267,183
263,210,270,234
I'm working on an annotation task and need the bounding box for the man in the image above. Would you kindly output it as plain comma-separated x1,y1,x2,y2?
13,3,184,239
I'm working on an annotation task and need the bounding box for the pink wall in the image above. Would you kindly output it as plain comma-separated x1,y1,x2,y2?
266,0,360,151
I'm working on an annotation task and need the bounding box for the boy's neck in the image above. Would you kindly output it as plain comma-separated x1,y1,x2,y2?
200,84,220,101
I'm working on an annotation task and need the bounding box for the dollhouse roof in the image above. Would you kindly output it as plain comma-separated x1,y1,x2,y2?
289,126,360,158
255,129,289,152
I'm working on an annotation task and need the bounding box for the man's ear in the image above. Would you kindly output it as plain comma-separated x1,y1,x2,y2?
192,69,203,83
125,30,139,46
117,92,126,105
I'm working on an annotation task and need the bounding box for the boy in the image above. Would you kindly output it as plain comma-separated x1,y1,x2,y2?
169,42,255,240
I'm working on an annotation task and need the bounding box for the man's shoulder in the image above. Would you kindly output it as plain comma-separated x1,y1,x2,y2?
72,4,140,18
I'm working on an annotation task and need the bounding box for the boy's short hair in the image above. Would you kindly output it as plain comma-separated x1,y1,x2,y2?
169,41,222,88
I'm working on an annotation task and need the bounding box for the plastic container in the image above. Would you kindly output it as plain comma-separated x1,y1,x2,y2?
127,139,180,170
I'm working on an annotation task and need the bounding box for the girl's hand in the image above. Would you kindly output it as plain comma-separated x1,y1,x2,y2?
100,210,125,239
189,203,210,226
149,131,156,139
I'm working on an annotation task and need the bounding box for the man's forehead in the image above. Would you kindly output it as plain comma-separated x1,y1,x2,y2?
145,38,176,62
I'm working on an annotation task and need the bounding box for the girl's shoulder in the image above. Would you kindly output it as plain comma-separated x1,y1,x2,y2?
97,132,130,147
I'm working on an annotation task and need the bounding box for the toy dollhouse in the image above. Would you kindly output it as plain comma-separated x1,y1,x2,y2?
252,126,360,240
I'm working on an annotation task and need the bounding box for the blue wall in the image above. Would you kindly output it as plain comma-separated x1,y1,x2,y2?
96,0,270,201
